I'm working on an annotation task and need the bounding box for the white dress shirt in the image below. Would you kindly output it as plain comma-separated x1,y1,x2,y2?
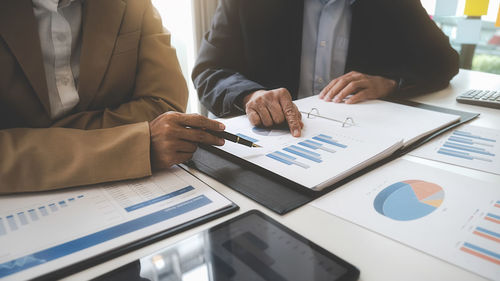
32,0,83,119
298,0,354,99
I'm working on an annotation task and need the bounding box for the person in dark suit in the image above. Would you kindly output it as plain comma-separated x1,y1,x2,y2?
192,0,459,137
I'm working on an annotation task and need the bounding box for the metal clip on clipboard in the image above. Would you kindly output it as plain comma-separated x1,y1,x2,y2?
300,108,356,128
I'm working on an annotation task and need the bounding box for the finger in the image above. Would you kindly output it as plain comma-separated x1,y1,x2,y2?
345,89,371,104
333,80,367,103
179,128,225,145
320,71,360,99
267,101,286,124
279,96,302,137
254,104,274,127
246,108,262,126
319,78,339,99
178,114,225,131
323,76,357,102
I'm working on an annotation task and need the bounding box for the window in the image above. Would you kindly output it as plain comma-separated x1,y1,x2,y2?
421,0,500,74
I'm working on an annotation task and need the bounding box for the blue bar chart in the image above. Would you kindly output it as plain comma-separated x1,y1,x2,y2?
438,130,496,162
312,134,348,148
0,195,84,235
411,125,500,175
266,134,347,169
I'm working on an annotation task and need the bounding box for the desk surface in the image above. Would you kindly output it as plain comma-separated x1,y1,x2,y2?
65,69,500,281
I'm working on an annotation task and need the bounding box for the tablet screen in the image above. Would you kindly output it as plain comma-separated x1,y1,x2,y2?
96,210,359,281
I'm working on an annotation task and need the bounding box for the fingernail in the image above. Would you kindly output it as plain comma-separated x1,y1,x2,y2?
218,139,225,145
219,123,225,130
293,129,300,137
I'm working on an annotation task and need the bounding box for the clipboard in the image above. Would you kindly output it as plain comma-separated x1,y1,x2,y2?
0,167,239,281
34,203,238,281
187,101,479,215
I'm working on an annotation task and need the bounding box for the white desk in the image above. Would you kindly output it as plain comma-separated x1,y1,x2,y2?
66,69,500,281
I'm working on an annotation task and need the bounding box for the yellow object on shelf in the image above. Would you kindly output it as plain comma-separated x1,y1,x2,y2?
464,0,489,16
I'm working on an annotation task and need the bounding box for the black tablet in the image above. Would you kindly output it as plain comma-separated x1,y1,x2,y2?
95,210,360,281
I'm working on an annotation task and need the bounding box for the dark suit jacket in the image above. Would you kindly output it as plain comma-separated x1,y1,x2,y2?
192,0,459,116
0,0,188,193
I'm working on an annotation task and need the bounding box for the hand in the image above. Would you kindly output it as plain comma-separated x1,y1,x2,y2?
243,88,303,137
318,71,398,104
149,112,225,170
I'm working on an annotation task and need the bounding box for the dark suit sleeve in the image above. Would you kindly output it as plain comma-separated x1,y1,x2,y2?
191,0,266,117
384,0,459,95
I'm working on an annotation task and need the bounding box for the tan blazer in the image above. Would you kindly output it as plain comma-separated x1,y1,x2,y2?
0,0,188,193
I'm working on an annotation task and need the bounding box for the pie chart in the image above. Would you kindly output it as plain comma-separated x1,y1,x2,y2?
252,125,288,136
373,180,444,221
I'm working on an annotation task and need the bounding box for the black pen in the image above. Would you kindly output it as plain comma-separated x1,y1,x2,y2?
208,130,262,148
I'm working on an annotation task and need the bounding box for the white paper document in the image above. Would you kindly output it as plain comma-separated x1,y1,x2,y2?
410,125,500,175
218,115,403,190
294,95,461,146
312,159,500,280
0,167,233,281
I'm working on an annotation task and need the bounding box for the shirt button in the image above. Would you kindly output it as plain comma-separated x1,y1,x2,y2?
317,77,324,83
60,76,71,86
320,41,326,47
56,34,66,42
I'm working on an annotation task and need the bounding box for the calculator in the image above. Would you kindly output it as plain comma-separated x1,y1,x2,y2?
456,89,500,109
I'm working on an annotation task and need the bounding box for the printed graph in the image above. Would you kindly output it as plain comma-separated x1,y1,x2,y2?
461,201,500,266
438,129,496,162
373,180,444,221
0,195,84,236
265,134,347,169
252,126,288,136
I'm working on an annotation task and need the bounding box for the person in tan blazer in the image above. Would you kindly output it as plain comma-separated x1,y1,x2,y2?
0,0,226,194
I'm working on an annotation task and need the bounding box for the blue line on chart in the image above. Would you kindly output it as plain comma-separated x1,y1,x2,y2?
17,212,28,226
59,201,67,208
6,215,18,231
448,136,494,147
266,151,310,169
298,140,336,153
49,203,58,212
28,209,39,221
438,148,493,162
463,242,500,259
443,142,495,156
453,131,496,142
476,227,500,239
283,145,322,163
236,133,259,143
312,134,347,148
487,213,500,220
38,206,49,216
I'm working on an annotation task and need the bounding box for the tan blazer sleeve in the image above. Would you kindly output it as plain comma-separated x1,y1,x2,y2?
0,3,188,193
0,123,151,194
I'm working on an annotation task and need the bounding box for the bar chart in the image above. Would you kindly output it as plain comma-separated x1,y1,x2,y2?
265,134,347,169
411,125,500,175
461,202,500,267
0,195,84,236
439,130,496,162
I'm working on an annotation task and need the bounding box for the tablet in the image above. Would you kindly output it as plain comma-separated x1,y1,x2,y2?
96,210,360,281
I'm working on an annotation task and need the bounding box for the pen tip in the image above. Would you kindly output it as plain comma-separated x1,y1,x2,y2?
252,143,262,148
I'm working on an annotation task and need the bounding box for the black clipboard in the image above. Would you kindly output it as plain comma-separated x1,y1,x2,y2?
187,101,479,215
31,167,239,281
